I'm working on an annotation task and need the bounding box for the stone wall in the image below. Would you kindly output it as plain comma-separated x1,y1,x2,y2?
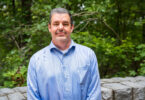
0,87,27,100
0,76,145,100
101,76,145,100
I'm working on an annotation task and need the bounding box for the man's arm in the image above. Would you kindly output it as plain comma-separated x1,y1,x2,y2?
27,56,41,100
87,51,102,100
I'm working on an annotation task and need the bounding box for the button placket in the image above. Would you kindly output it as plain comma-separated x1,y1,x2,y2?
53,49,72,98
62,56,72,95
55,50,72,97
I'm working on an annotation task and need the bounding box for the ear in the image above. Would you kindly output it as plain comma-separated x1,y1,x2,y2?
48,24,51,32
70,24,74,33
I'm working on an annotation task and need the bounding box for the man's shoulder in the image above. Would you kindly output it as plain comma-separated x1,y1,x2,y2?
76,43,93,51
31,46,50,59
75,43,95,55
75,43,97,62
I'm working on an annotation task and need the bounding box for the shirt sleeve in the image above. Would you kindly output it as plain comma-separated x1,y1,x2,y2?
27,56,41,100
87,51,102,100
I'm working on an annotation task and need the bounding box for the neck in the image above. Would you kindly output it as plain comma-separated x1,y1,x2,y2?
52,38,71,50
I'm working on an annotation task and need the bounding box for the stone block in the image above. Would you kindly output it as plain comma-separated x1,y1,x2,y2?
100,81,106,86
103,83,132,100
137,81,145,86
23,93,27,98
101,87,113,100
8,92,26,100
111,77,127,83
0,88,14,96
101,77,135,83
135,76,145,82
13,87,27,93
121,81,145,100
101,79,115,83
123,77,136,82
0,96,8,100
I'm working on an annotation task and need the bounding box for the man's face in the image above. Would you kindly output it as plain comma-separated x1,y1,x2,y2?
48,13,74,42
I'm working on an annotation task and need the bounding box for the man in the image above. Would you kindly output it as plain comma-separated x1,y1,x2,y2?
27,8,101,100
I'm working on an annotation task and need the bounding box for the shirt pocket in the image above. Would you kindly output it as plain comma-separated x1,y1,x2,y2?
78,64,90,85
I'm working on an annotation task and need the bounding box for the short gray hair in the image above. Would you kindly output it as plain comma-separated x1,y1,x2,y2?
49,8,73,25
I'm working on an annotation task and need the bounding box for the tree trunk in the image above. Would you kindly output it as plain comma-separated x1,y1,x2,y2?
12,0,15,15
142,16,145,43
21,0,32,24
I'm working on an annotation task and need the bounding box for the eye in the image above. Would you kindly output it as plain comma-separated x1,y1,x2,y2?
63,23,69,26
53,22,59,26
54,24,59,26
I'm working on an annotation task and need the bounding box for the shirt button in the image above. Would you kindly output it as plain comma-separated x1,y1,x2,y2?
66,88,70,92
62,65,66,68
65,73,69,78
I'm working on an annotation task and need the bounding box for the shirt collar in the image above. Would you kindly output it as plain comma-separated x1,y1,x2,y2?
49,40,76,53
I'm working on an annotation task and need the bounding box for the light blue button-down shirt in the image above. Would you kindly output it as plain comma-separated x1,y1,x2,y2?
27,40,101,100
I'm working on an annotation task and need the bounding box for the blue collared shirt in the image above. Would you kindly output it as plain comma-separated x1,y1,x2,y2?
27,40,101,100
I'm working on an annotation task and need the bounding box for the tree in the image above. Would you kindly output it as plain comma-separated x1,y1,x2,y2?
0,0,145,87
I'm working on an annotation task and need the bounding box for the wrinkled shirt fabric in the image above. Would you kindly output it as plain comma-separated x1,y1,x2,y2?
27,40,101,100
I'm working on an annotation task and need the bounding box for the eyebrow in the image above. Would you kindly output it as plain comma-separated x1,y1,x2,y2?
63,21,69,23
52,21,70,23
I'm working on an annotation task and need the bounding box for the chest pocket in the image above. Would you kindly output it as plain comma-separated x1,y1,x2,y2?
78,64,90,85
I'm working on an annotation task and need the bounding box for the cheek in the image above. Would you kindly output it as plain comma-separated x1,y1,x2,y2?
51,28,57,32
65,27,72,31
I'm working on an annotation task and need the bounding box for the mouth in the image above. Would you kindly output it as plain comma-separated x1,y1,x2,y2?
56,31,66,36
57,32,65,35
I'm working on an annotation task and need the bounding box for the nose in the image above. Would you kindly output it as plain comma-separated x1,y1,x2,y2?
58,23,63,30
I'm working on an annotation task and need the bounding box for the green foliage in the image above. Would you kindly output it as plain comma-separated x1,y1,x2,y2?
0,0,145,87
72,32,138,77
135,44,145,75
2,66,27,88
1,49,28,88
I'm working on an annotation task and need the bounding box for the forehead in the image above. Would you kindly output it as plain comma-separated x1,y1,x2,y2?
51,13,71,22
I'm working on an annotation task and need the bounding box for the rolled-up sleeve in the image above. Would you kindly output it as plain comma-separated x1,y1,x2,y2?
27,56,41,100
87,51,102,100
